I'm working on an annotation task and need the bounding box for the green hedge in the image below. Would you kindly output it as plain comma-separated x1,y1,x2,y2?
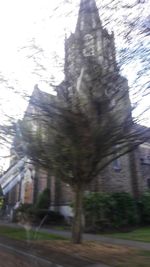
15,188,64,224
138,192,150,224
16,190,150,230
111,192,139,227
84,192,139,231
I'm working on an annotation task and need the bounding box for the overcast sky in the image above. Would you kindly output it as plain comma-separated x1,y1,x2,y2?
0,0,149,169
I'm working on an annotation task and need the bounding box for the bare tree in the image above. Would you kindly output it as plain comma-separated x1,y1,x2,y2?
20,66,149,244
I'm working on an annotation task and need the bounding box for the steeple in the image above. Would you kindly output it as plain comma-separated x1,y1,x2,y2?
65,0,117,83
76,0,102,34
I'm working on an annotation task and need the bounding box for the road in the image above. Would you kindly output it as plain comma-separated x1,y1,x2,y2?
0,242,63,267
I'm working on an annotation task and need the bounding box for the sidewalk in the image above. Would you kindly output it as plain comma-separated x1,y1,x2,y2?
1,220,150,251
41,227,150,251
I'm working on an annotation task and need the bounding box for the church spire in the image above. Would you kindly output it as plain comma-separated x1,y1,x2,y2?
76,0,101,34
65,0,117,82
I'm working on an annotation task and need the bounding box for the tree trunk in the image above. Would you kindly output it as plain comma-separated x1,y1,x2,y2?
72,184,84,244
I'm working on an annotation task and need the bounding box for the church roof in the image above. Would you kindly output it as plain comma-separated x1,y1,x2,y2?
0,157,26,195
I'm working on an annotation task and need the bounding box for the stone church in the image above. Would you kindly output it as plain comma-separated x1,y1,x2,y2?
0,0,150,219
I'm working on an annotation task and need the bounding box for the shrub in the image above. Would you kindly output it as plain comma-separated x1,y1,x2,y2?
15,188,50,222
33,188,51,219
15,189,64,225
84,192,139,231
110,192,139,227
35,188,50,210
17,203,33,213
45,210,64,225
14,203,35,223
138,192,150,224
84,192,115,231
34,188,50,221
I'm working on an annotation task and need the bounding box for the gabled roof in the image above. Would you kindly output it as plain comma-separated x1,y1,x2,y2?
0,157,26,195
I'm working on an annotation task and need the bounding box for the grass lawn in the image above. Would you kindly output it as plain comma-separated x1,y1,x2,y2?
106,227,150,242
0,225,150,266
0,225,66,241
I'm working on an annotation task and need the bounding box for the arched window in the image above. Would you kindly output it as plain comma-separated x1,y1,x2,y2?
83,34,95,57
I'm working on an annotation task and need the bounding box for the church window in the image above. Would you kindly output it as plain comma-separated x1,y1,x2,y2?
97,40,103,55
80,19,84,30
92,16,97,28
83,47,94,56
83,34,95,57
109,47,113,60
140,156,150,165
113,158,121,171
84,34,93,43
113,146,121,171
98,55,103,64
